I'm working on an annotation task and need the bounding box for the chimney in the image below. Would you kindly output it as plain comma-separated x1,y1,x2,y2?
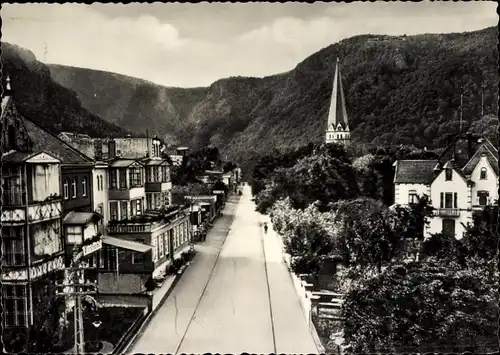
466,132,473,160
94,139,103,160
108,139,116,160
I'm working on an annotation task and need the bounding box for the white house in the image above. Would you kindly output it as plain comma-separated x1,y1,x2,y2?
429,161,472,239
92,161,109,228
393,135,498,239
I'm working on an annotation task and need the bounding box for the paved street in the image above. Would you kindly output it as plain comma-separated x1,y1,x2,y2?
127,186,319,354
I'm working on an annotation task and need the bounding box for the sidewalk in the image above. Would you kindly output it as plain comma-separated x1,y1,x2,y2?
260,214,325,354
124,194,241,354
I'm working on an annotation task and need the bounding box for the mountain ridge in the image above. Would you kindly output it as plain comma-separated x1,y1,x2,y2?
4,26,497,174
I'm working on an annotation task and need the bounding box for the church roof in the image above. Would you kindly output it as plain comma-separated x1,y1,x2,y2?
326,58,349,130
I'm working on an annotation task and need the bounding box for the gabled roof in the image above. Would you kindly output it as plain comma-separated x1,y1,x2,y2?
108,159,144,168
20,117,94,165
394,160,439,184
462,142,499,176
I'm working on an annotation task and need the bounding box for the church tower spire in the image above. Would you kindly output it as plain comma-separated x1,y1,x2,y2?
325,57,350,145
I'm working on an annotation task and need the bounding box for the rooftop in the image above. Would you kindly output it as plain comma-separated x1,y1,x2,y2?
394,160,439,184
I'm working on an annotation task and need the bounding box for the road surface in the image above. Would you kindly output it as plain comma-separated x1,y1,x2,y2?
127,185,319,354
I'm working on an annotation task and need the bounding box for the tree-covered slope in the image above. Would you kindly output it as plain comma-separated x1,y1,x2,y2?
1,42,128,138
45,26,498,172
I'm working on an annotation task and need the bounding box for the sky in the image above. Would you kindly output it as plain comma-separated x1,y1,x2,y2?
2,1,497,88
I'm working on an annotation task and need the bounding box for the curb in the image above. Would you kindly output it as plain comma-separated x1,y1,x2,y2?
119,195,241,354
115,261,190,354
270,226,326,354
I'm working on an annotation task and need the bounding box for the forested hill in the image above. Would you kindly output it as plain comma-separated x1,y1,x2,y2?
8,26,498,175
48,26,498,173
1,42,129,138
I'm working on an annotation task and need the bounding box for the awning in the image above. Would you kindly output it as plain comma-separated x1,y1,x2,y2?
63,211,102,226
102,236,152,253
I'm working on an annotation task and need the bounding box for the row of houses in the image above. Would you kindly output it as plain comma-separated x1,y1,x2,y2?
393,133,498,238
1,76,239,330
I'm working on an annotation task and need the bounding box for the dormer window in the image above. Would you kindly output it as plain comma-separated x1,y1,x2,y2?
445,168,452,181
63,180,69,200
82,177,87,197
408,190,418,204
480,167,487,180
71,179,77,198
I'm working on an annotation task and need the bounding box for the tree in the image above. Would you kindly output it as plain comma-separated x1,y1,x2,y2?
341,258,498,353
284,221,336,276
332,197,405,272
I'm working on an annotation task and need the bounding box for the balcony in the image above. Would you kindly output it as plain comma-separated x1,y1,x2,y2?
435,208,460,217
1,200,62,224
108,186,145,200
145,181,172,193
107,207,189,235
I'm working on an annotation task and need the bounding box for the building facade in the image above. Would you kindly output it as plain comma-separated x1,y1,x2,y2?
2,151,65,329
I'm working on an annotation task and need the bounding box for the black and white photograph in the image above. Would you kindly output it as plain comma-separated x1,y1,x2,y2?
1,1,498,354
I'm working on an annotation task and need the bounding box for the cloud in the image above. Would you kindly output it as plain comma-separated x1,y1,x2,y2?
1,2,497,88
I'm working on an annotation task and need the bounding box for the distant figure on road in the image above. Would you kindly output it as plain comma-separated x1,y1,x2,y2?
264,223,268,234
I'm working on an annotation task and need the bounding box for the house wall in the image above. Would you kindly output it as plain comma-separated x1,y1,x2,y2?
92,166,109,226
429,169,472,239
98,272,147,294
470,156,498,206
394,183,431,205
61,166,93,214
29,219,64,263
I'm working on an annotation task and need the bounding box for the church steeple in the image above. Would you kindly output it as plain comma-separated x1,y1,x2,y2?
325,58,350,145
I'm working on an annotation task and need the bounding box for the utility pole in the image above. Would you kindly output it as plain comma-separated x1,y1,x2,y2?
481,84,486,138
56,248,98,355
459,87,464,134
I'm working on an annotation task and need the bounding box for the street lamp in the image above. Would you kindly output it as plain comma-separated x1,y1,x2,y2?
92,319,102,352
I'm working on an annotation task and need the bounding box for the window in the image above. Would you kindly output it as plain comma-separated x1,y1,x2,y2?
163,233,169,256
162,166,169,182
120,201,128,220
480,167,487,180
110,170,117,189
82,177,87,197
3,284,28,327
408,190,418,204
2,227,25,266
110,202,118,221
445,168,452,181
442,219,456,236
131,252,144,264
101,246,117,271
146,194,153,210
119,169,127,189
441,192,456,209
71,179,77,198
63,179,69,200
152,166,160,182
129,168,142,187
158,234,164,257
478,191,489,206
136,199,143,216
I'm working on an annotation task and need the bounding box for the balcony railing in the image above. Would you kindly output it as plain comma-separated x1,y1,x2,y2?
435,208,460,217
2,200,62,224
